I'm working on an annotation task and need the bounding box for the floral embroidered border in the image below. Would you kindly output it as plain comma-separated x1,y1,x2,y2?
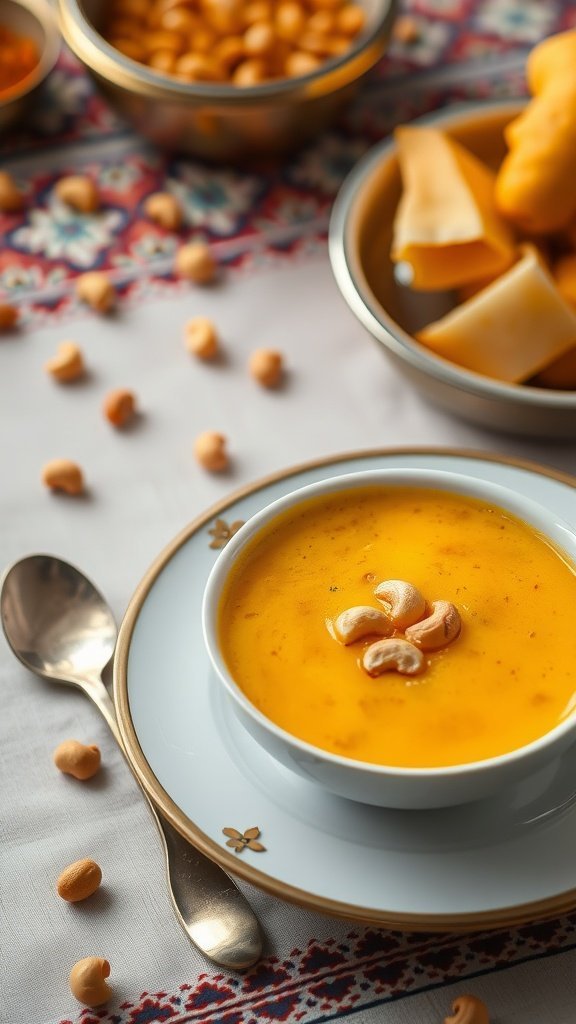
60,914,576,1024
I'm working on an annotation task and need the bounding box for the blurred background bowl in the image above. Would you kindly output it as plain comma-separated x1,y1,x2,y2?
0,0,60,132
329,100,576,440
57,0,396,161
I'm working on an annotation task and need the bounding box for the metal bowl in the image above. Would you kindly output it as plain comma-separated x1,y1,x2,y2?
329,100,576,439
0,0,60,132
57,0,396,161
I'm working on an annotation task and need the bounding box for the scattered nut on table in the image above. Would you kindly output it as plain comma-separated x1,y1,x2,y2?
42,460,85,496
103,388,137,427
0,303,19,331
249,348,284,388
392,14,420,44
57,858,102,902
69,957,112,1007
175,241,217,284
76,271,116,313
444,994,489,1024
44,341,85,382
56,175,100,213
53,739,101,778
143,191,183,231
184,316,219,359
194,430,229,471
0,170,24,213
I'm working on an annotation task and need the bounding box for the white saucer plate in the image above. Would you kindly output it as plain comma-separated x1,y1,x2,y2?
115,448,576,930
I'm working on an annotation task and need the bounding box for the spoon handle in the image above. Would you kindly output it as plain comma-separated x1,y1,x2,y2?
84,675,262,970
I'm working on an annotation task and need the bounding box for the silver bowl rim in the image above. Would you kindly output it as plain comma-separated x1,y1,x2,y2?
0,0,60,107
328,97,576,410
58,0,397,103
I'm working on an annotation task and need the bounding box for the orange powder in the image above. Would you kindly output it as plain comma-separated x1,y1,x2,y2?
218,487,576,768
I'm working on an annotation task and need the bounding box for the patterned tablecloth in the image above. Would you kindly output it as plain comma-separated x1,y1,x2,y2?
3,2,576,1023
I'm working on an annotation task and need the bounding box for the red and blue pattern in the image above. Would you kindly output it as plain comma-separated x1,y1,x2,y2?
2,0,569,326
58,914,576,1023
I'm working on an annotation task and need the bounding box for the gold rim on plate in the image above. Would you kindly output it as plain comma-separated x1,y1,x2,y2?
114,446,576,931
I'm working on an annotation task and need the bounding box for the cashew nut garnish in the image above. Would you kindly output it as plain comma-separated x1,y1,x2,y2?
362,638,425,677
444,994,489,1024
405,600,461,651
331,606,394,645
373,579,427,629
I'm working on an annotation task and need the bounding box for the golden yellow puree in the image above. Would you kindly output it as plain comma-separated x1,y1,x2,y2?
218,487,576,768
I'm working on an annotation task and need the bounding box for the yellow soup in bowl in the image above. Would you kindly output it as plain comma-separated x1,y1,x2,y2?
218,485,576,770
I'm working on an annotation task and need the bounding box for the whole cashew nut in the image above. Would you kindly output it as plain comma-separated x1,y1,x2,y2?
69,957,111,1007
331,606,394,645
45,341,85,382
42,460,84,496
373,579,427,629
362,638,425,677
405,600,461,651
444,994,489,1024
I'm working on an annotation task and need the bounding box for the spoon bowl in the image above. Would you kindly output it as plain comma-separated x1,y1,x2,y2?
1,554,116,684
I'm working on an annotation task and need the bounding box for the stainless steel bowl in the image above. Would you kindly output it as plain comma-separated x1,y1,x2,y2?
329,100,576,440
0,0,60,132
58,0,396,161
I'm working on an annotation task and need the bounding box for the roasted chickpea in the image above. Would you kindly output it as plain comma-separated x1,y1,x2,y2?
194,430,229,471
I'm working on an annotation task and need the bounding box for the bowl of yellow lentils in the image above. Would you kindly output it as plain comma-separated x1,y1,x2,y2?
58,0,396,160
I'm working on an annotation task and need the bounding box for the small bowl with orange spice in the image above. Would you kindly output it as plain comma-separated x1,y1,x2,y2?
57,0,396,160
0,0,59,132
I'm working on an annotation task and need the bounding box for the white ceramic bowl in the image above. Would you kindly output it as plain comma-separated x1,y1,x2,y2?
202,468,576,809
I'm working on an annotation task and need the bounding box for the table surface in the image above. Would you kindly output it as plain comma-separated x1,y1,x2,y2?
3,2,576,1023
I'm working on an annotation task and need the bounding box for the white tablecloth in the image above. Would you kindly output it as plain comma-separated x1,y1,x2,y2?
2,252,576,1024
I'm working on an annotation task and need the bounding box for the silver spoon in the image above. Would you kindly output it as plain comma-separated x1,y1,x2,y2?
1,553,262,971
